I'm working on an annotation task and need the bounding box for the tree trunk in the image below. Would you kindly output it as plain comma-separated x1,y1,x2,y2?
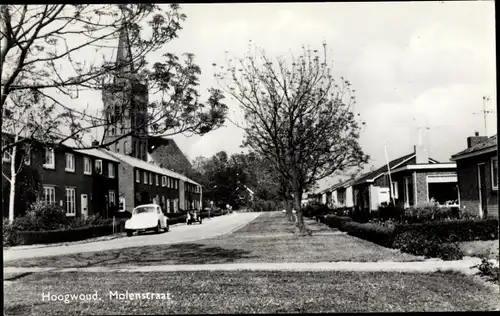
284,198,294,222
8,143,16,224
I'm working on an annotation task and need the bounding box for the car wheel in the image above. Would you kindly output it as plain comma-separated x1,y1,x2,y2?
126,230,133,237
199,219,202,224
164,223,169,232
155,222,161,234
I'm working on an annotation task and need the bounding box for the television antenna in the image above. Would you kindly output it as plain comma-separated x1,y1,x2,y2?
473,96,495,136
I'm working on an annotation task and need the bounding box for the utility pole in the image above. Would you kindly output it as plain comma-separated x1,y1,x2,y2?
473,96,495,136
383,143,396,206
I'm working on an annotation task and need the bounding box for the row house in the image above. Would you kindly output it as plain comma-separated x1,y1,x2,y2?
106,151,202,213
2,137,119,219
451,132,498,218
352,144,458,212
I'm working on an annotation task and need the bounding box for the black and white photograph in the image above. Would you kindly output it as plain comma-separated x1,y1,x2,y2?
2,1,498,314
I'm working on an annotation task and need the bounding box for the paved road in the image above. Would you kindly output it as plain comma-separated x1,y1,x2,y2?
4,212,261,262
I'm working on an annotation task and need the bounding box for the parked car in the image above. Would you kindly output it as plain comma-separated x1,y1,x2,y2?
186,209,202,225
125,204,169,236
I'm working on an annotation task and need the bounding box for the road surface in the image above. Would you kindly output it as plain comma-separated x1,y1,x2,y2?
4,212,260,262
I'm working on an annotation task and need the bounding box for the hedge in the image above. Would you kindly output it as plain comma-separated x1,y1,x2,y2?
341,221,395,247
323,214,352,229
14,221,126,245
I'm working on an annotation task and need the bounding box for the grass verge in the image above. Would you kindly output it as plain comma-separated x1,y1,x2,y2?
4,270,499,314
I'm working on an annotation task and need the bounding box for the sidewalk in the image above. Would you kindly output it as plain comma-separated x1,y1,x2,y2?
3,257,483,275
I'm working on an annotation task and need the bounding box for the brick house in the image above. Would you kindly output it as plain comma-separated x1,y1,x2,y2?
2,137,119,219
451,133,498,218
353,145,458,211
147,137,193,176
106,151,202,213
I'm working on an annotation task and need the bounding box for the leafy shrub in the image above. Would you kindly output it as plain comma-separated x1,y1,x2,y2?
350,207,371,223
472,257,500,282
3,221,21,247
323,214,352,229
303,204,334,218
375,204,405,222
342,221,395,247
250,199,280,212
391,231,463,260
394,219,499,243
17,224,116,245
12,202,69,231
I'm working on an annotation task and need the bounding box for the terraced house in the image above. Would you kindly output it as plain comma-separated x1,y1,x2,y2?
1,135,120,219
352,144,458,211
451,132,498,218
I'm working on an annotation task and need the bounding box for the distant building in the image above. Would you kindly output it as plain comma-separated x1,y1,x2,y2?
353,144,458,211
451,132,498,218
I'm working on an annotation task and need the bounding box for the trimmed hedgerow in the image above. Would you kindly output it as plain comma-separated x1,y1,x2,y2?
323,214,352,229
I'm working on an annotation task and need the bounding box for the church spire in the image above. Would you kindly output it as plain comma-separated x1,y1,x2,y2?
116,4,134,74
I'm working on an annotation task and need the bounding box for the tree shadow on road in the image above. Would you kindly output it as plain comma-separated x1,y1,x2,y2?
5,243,256,269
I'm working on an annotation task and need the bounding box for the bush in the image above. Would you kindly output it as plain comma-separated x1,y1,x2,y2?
391,231,463,260
394,218,499,243
342,221,395,247
323,214,352,229
250,199,280,212
12,202,69,231
302,204,333,218
17,224,118,245
473,257,500,282
3,221,21,247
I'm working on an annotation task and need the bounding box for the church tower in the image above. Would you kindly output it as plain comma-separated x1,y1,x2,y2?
102,25,149,161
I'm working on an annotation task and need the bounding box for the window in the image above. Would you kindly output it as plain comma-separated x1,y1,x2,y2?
149,173,153,185
175,180,178,189
108,163,115,178
84,157,92,175
109,190,116,206
43,186,56,205
143,171,148,184
95,159,103,174
65,188,76,216
162,176,166,187
391,181,399,199
124,141,129,154
156,175,159,186
492,158,498,190
43,147,55,169
136,169,140,183
116,142,120,153
167,178,170,188
24,147,31,165
65,153,75,172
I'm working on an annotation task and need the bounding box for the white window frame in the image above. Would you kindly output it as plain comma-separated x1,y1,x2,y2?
149,173,153,185
391,181,398,199
108,163,115,178
83,157,92,175
162,176,166,187
156,175,159,186
492,157,498,191
95,159,103,174
43,147,55,169
109,190,116,206
143,171,148,184
65,187,76,216
65,153,75,172
43,186,56,205
136,169,140,183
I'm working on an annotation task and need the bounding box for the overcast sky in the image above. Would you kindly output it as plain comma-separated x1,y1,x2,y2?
77,1,496,191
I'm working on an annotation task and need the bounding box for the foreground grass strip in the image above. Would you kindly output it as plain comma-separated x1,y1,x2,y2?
4,271,498,314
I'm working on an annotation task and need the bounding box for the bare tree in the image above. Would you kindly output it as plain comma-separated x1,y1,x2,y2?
215,43,369,235
1,4,227,219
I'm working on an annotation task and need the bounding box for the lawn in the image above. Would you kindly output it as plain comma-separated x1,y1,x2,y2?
5,212,421,268
459,240,499,260
4,270,498,314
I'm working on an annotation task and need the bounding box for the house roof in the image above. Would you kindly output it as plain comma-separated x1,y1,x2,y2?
105,151,200,186
451,135,497,160
352,153,416,186
74,148,120,163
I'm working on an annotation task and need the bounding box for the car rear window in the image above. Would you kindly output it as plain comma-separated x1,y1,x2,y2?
133,206,156,215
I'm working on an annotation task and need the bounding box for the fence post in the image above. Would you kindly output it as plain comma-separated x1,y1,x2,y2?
113,216,116,234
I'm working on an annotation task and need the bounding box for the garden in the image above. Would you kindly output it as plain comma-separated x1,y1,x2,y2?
303,202,499,271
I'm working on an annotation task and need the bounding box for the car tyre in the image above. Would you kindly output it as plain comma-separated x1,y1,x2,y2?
155,222,161,234
126,230,133,237
164,222,169,232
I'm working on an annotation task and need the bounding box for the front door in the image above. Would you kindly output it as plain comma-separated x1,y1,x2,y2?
478,163,487,218
81,194,88,219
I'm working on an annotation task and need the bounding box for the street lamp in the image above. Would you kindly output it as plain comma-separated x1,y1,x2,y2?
210,185,217,219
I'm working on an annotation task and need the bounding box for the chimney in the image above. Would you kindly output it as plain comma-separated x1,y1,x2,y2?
414,145,429,164
467,131,487,148
92,140,100,147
